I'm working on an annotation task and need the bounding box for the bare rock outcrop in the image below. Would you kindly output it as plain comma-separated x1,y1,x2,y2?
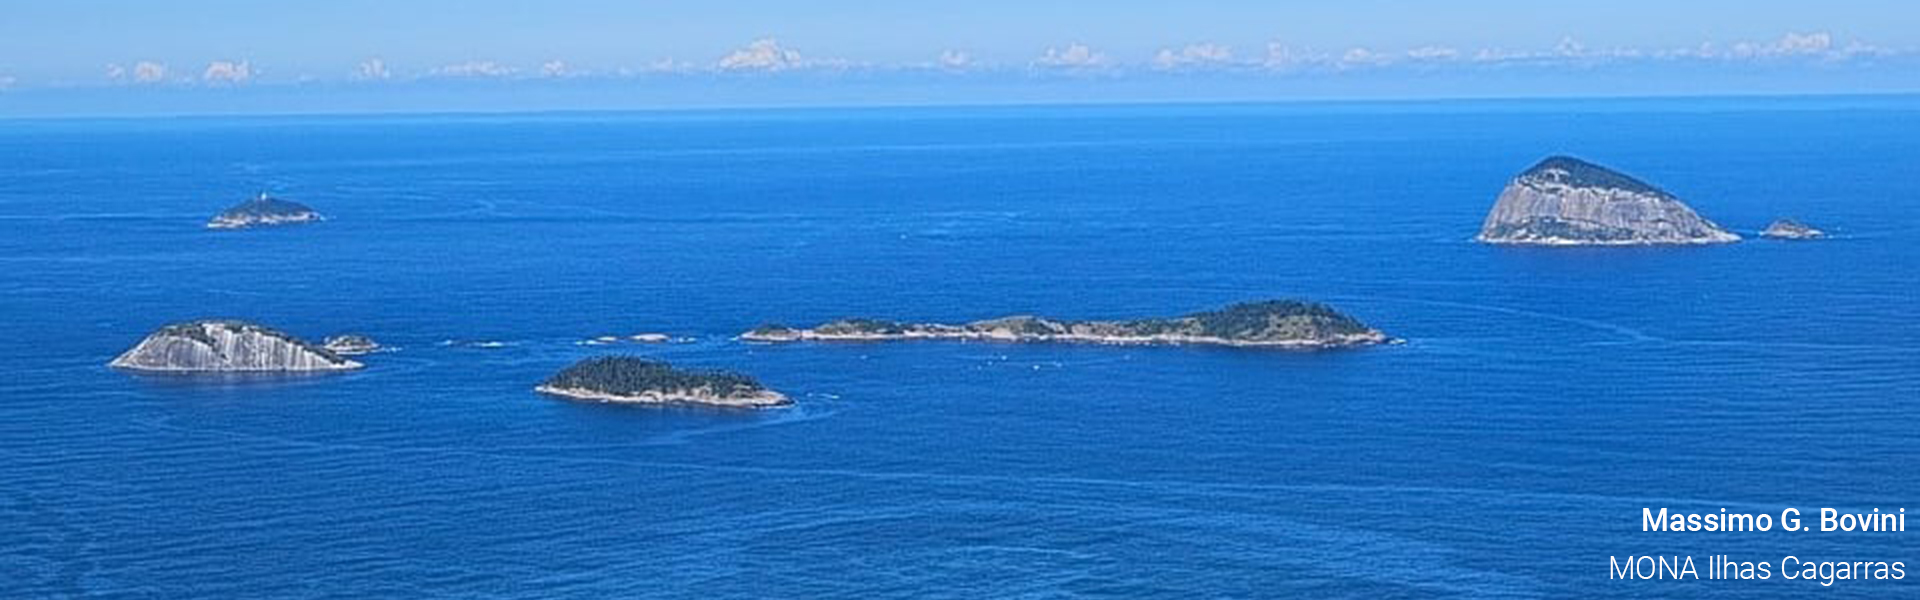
1476,156,1739,246
1761,219,1826,240
322,334,381,355
111,320,362,372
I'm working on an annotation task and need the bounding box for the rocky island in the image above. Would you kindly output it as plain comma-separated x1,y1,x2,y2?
322,334,381,355
207,194,324,229
742,300,1393,349
577,333,673,346
1761,219,1826,240
111,320,363,372
536,356,789,408
1476,156,1740,245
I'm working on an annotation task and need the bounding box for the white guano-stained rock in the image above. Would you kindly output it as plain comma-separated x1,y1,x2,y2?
111,320,362,372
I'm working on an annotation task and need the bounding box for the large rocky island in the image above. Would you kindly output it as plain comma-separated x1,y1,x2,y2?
207,194,324,229
110,320,363,372
536,356,790,408
742,300,1393,349
1476,156,1740,245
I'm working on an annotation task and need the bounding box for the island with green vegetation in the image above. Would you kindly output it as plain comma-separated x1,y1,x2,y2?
743,300,1394,349
536,356,790,408
207,193,324,229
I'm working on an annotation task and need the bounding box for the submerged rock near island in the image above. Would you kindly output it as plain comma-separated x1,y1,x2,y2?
536,356,789,408
111,320,363,372
207,194,324,229
1476,156,1739,246
1761,219,1826,240
322,334,381,355
742,300,1393,349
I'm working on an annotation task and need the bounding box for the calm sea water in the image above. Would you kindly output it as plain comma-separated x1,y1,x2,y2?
1,99,1916,598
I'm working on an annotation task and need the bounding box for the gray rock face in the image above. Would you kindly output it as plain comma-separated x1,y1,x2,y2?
1476,156,1740,246
1761,219,1826,240
111,320,362,372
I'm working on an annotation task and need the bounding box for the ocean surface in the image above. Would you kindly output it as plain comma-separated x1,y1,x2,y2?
1,98,1916,598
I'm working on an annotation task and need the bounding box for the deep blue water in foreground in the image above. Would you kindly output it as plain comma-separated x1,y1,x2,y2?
2,99,1917,598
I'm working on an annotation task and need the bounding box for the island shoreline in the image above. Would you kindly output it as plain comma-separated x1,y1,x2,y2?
535,384,791,408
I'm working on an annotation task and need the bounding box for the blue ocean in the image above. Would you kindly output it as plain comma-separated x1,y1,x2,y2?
2,98,1916,598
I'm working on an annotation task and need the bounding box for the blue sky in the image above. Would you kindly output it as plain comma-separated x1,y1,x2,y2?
0,1,1915,115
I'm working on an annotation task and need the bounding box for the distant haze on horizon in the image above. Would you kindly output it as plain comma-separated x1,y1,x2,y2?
1,1,1916,116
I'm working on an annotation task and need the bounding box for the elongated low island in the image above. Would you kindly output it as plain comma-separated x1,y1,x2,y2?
742,300,1394,349
536,356,790,408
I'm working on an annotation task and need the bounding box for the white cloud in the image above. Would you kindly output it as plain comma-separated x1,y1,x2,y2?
1837,40,1896,59
719,38,806,71
432,61,516,78
121,61,167,83
1748,32,1831,57
1721,31,1890,61
1554,37,1588,57
1405,46,1461,62
0,76,15,90
1639,31,1896,62
1339,47,1392,68
1666,42,1720,60
202,61,252,84
65,30,1907,88
1262,42,1333,70
938,49,974,70
1472,39,1651,65
355,58,391,80
1153,43,1234,70
1258,31,1910,75
1472,48,1526,63
1033,43,1108,69
633,58,697,74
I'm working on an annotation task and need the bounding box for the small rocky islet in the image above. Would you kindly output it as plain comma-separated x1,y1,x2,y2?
111,320,362,372
576,333,682,346
536,356,790,408
322,334,382,355
1476,156,1740,246
207,194,324,229
1760,219,1827,240
741,300,1394,349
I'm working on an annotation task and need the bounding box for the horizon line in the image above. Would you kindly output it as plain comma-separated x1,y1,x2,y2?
4,90,1916,123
